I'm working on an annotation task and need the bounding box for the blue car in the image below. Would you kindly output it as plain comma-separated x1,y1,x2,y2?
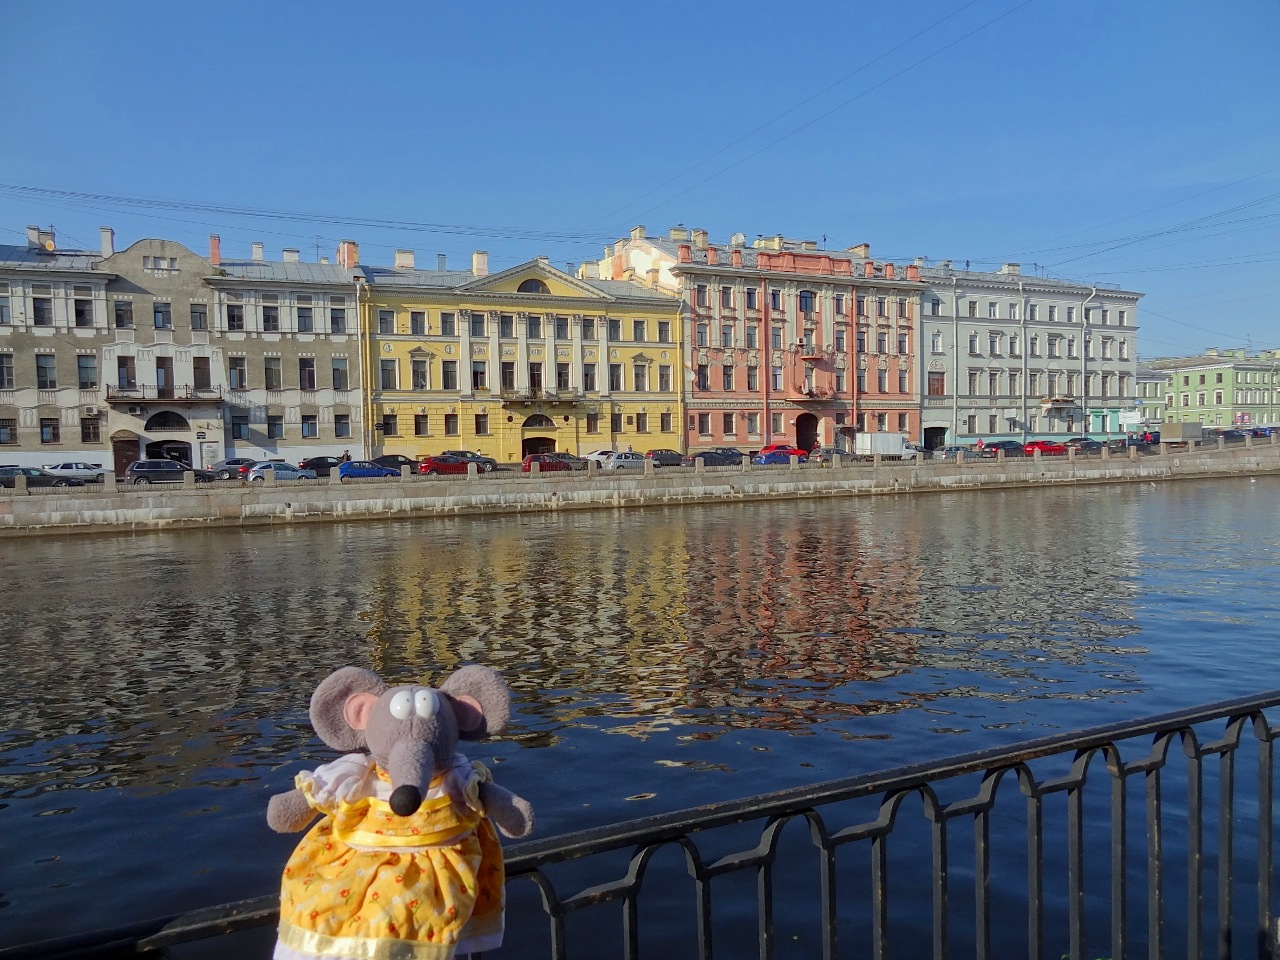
338,460,400,481
751,450,808,466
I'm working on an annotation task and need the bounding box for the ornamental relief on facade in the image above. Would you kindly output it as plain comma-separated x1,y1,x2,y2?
501,346,516,356
878,358,889,370
930,359,945,371
458,309,471,321
557,348,571,358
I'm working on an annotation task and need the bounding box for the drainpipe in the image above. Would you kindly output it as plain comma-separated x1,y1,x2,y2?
1080,286,1097,436
761,277,772,446
1019,279,1028,444
355,275,371,459
951,277,960,443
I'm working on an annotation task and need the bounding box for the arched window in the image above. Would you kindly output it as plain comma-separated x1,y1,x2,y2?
145,411,191,432
523,414,555,429
518,279,550,294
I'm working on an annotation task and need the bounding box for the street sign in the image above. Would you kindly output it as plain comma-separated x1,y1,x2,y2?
196,431,207,439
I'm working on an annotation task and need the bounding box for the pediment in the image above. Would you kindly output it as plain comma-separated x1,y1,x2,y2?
456,259,611,301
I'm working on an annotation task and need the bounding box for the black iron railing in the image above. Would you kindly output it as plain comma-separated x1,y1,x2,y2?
4,692,1278,960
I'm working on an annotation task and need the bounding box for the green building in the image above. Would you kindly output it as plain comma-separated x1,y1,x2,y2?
1146,347,1280,429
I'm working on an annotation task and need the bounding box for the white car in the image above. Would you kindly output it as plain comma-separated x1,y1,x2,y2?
43,461,106,482
582,450,615,464
601,451,647,471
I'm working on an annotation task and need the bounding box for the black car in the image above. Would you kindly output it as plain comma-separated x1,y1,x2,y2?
978,440,1025,459
299,455,345,478
124,459,215,484
1065,439,1105,453
1213,430,1249,444
373,454,419,474
645,448,684,467
683,447,748,467
441,450,499,473
0,466,87,489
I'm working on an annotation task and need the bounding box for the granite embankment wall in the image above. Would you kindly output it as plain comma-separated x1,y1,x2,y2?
2,440,1278,538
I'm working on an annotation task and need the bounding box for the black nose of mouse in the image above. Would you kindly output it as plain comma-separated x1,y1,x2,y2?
389,785,423,816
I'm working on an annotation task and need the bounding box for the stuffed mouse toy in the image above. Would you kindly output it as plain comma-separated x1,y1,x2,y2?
267,664,534,960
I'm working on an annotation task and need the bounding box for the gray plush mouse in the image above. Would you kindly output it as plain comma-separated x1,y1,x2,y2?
267,664,534,960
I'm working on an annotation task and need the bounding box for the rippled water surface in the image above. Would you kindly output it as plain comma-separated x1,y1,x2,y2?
2,477,1279,947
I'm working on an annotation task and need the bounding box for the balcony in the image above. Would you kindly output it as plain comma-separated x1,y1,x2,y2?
1039,395,1078,410
798,343,828,361
786,386,834,403
106,384,224,403
499,388,584,405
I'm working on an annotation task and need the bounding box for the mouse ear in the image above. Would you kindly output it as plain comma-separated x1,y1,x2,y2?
440,665,511,739
311,667,387,750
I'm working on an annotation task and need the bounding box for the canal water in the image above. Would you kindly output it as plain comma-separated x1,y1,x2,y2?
1,476,1278,950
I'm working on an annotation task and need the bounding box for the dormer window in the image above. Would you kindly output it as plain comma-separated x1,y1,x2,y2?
518,279,550,294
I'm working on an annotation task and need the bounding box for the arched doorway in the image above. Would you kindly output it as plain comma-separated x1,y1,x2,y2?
521,414,557,457
142,411,193,465
110,430,141,475
795,412,819,452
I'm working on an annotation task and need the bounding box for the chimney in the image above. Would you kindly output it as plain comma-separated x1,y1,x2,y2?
251,242,265,261
691,229,709,250
27,225,55,251
647,267,659,288
26,225,40,248
437,253,447,271
336,240,359,268
630,225,647,240
1000,263,1022,275
847,242,871,259
283,248,300,263
394,250,415,270
669,224,689,241
100,227,115,257
678,244,692,263
707,246,719,266
472,251,489,277
906,264,920,281
914,256,926,266
884,263,895,280
863,261,875,278
731,249,743,267
209,234,221,266
319,257,330,264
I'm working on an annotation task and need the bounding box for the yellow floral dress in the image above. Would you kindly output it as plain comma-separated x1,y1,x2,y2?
274,753,506,960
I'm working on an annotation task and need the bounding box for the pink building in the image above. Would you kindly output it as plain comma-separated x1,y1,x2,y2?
591,226,923,454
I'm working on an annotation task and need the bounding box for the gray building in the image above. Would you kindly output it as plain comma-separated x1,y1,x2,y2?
917,262,1142,447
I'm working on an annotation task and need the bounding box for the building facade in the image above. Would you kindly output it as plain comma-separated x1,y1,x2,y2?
362,248,682,464
593,226,924,454
1146,347,1280,429
917,263,1142,447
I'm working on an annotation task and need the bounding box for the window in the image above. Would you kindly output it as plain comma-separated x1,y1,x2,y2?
747,365,759,391
1009,334,1019,357
413,414,430,437
898,332,909,354
527,315,542,338
988,372,999,397
722,365,734,391
901,370,910,393
498,314,513,338
471,361,487,390
440,313,456,336
297,305,314,333
472,313,487,338
1066,307,1075,323
1048,337,1060,359
722,412,734,434
658,320,671,343
1009,370,1019,394
40,418,60,443
77,356,97,389
586,413,600,433
835,294,845,316
876,297,887,317
378,310,395,334
556,363,570,391
721,325,733,348
897,298,908,319
745,288,757,310
334,415,351,438
988,333,1000,355
698,413,711,435
500,362,516,392
300,415,318,438
412,359,428,390
799,290,816,313
582,363,596,391
191,303,208,330
299,358,316,390
528,362,543,392
835,370,845,393
0,418,14,443
968,371,979,395
381,414,398,437
857,330,866,353
834,328,846,352
229,357,247,389
969,333,980,354
1028,372,1040,395
930,298,941,317
1029,335,1040,357
475,413,489,435
696,285,708,308
262,305,279,332
267,415,284,440
636,412,648,432
1008,303,1018,321
329,307,346,334
877,331,888,353
115,301,134,328
74,297,93,327
772,366,783,390
931,332,942,353
988,302,998,319
633,320,646,342
606,317,620,340
967,300,978,318
696,365,709,391
0,353,12,389
661,412,673,432
928,371,946,396
36,355,57,389
226,304,244,331
32,297,53,326
441,415,457,437
411,312,426,336
263,357,283,390
877,370,888,392
745,325,758,349
0,286,9,324
721,286,733,309
876,413,888,431
1028,304,1038,321
81,417,100,443
581,317,595,340
331,358,348,391
378,359,397,390
609,363,623,391
770,289,781,310
856,295,867,317
441,361,458,390
1048,305,1057,322
658,365,672,392
226,415,250,440
193,357,211,390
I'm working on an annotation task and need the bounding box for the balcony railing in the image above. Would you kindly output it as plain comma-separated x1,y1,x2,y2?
105,385,223,402
9,692,1280,960
499,388,584,403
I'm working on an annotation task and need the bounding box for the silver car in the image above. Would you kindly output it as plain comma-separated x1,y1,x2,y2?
601,451,648,471
42,461,106,482
245,461,317,482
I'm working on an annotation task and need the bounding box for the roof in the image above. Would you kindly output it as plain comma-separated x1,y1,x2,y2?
0,244,103,273
215,259,359,285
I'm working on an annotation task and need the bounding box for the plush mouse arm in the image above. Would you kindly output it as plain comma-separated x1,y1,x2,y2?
479,780,534,839
267,788,319,834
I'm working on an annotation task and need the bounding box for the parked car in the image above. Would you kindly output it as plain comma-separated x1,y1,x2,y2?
682,447,748,467
0,466,87,489
1064,438,1104,453
298,456,345,478
209,457,258,480
810,447,848,465
440,450,498,473
1023,439,1068,456
418,455,471,476
931,446,970,460
246,461,317,482
42,461,105,482
373,454,419,474
521,453,572,473
1213,429,1249,443
644,449,683,467
978,441,1025,459
601,451,647,471
125,459,215,484
582,450,615,465
752,450,808,466
756,443,808,459
338,460,400,480
546,453,589,471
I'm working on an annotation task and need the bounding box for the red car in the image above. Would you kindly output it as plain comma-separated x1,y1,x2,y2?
1023,439,1067,456
418,455,470,476
757,443,808,459
520,454,572,473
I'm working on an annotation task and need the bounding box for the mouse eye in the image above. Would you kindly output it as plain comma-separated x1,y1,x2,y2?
414,689,439,719
389,691,414,720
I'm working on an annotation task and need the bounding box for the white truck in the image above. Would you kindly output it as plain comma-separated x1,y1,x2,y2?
853,433,917,459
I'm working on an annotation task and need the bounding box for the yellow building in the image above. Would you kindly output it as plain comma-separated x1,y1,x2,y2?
360,250,682,465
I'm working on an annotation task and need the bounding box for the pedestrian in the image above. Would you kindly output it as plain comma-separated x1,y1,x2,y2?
627,444,633,453
976,438,984,450
342,449,352,462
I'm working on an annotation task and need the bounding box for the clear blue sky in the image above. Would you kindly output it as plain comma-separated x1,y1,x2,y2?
2,0,1276,359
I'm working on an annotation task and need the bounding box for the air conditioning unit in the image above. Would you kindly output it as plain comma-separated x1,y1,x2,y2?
83,405,100,416
128,405,143,416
